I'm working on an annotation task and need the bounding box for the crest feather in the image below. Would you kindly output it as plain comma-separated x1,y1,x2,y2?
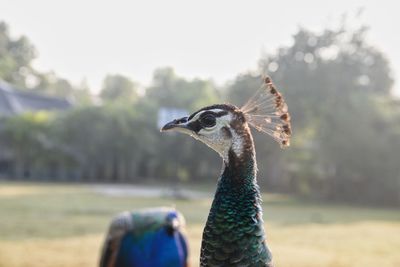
241,76,292,148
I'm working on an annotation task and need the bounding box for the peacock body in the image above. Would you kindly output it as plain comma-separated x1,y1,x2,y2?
162,77,291,267
100,207,189,267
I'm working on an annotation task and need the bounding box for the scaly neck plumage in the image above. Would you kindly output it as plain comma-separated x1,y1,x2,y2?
200,140,274,266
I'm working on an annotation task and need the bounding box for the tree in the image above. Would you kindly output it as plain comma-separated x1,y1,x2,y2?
249,21,398,204
259,25,393,129
70,79,93,105
32,71,75,97
317,95,400,204
146,67,220,110
0,21,37,87
100,74,138,103
0,112,54,179
0,21,89,99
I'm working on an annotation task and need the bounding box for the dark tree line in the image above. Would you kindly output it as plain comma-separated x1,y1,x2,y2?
0,21,399,205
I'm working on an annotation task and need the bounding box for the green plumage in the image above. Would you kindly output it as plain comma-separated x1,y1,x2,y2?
200,150,273,267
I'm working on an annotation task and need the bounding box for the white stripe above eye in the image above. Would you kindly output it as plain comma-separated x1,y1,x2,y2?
188,109,226,122
206,109,226,113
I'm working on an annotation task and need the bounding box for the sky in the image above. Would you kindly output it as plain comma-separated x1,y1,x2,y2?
1,0,399,94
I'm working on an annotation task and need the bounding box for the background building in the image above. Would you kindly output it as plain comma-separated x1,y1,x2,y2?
0,80,72,179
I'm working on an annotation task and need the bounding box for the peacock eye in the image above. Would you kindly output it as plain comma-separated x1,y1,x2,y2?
200,114,216,128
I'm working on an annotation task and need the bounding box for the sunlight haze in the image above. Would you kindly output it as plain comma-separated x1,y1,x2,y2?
1,0,399,93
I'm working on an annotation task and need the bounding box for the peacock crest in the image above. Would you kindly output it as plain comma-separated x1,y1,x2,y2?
241,76,292,148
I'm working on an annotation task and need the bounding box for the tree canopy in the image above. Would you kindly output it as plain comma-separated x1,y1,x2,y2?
1,20,399,205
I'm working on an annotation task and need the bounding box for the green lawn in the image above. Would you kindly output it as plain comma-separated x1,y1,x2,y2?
0,182,399,267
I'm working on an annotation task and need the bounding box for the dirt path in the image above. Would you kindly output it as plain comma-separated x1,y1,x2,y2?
90,184,209,199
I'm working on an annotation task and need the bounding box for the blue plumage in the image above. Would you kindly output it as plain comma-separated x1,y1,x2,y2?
116,227,187,267
100,208,189,267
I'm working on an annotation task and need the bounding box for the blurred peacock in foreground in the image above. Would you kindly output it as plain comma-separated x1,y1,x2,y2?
100,207,189,267
100,76,291,266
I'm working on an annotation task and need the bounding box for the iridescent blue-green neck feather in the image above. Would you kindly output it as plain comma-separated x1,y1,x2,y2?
200,143,273,267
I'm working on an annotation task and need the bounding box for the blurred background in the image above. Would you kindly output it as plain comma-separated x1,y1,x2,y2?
0,1,399,266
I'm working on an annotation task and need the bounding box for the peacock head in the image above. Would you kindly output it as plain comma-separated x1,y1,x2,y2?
161,76,291,163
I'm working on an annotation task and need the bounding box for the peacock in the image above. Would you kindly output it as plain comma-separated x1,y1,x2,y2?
100,76,290,267
161,76,291,266
100,207,189,267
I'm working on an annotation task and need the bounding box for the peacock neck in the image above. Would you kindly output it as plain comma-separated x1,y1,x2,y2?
213,146,260,220
222,145,256,182
217,124,259,195
200,139,273,266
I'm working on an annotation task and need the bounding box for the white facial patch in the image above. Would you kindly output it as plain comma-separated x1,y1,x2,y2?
194,112,244,163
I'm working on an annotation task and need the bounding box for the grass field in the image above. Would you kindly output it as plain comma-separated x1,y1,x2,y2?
0,182,399,267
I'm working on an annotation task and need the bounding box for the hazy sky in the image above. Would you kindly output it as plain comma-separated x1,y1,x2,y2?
1,0,399,93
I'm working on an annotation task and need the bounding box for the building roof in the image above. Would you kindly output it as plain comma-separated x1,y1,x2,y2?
0,80,72,116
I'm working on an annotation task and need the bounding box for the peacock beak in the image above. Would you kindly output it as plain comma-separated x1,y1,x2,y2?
160,117,191,133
